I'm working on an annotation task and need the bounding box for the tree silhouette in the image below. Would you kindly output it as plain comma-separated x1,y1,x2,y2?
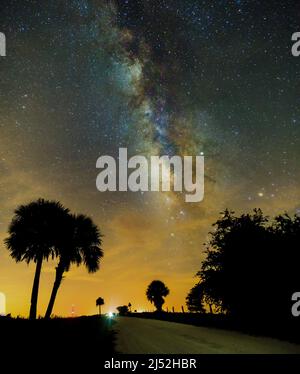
128,302,132,312
146,280,169,312
199,209,270,319
96,297,104,315
45,214,103,318
5,199,70,319
198,208,300,328
186,283,206,313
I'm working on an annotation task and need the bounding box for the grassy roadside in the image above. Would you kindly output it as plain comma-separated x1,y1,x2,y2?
0,315,116,360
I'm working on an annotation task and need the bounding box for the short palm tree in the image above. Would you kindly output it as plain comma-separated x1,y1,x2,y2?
146,280,170,312
5,199,70,319
44,214,103,319
96,297,104,315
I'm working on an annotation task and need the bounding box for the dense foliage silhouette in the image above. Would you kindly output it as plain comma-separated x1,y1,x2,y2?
186,283,206,313
117,305,130,315
191,209,300,330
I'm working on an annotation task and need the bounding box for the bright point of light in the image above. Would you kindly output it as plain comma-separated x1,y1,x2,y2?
258,192,264,197
108,312,114,318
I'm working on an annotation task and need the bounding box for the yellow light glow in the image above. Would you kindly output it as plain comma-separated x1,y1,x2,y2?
0,292,6,315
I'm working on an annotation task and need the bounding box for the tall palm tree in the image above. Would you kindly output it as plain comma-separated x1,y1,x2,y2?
44,214,103,319
96,297,104,315
5,199,70,319
146,280,170,312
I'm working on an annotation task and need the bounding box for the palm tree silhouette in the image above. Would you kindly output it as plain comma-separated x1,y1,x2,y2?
5,199,70,319
146,280,170,312
44,214,103,318
96,297,105,315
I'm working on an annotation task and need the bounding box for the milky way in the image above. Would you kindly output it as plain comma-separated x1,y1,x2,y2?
0,0,299,316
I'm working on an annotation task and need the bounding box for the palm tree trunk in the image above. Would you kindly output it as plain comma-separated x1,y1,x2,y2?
44,263,64,319
99,305,101,315
29,255,43,320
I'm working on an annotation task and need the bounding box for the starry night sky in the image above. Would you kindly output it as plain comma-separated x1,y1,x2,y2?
0,0,299,316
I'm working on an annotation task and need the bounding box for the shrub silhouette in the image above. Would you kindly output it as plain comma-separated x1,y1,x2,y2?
117,305,129,316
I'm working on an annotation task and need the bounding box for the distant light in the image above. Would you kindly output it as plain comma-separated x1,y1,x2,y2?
0,292,6,315
108,312,114,318
258,192,264,197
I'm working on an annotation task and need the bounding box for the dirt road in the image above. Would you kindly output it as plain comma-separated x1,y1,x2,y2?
114,317,300,354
